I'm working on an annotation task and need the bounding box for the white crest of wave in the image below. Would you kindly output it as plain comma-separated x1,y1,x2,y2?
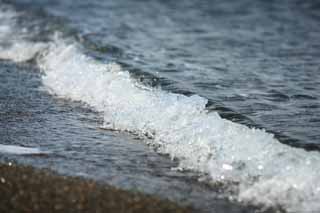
39,40,320,212
0,41,47,62
0,6,46,62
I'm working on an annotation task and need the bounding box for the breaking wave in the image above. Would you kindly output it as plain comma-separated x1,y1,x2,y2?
1,5,320,212
39,39,320,213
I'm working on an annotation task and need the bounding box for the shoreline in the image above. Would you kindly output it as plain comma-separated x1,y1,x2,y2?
0,162,193,213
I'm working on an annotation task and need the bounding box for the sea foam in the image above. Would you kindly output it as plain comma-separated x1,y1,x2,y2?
0,144,44,155
0,6,46,62
1,6,320,212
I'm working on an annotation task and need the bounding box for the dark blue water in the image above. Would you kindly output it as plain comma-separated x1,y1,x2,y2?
1,0,320,212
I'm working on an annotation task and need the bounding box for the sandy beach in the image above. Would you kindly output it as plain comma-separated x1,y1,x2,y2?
0,163,193,213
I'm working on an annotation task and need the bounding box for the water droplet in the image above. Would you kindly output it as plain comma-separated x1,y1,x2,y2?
222,163,233,171
258,165,264,170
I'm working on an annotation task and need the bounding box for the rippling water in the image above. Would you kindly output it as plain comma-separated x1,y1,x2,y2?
10,0,320,146
1,0,320,212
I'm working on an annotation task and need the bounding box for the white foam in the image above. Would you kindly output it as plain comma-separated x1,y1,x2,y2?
1,5,320,212
0,6,46,62
0,41,47,62
39,41,320,212
0,144,44,155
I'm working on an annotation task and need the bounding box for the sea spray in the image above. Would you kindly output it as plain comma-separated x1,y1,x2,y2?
0,6,46,62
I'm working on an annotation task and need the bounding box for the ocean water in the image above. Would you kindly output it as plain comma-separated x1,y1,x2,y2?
0,0,320,212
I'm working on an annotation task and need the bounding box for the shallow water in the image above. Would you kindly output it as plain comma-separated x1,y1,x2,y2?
1,0,320,212
0,60,256,212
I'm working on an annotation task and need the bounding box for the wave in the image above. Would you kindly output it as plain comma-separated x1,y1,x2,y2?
1,6,320,212
39,39,320,213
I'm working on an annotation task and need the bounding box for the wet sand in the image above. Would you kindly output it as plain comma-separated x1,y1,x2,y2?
0,163,193,213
